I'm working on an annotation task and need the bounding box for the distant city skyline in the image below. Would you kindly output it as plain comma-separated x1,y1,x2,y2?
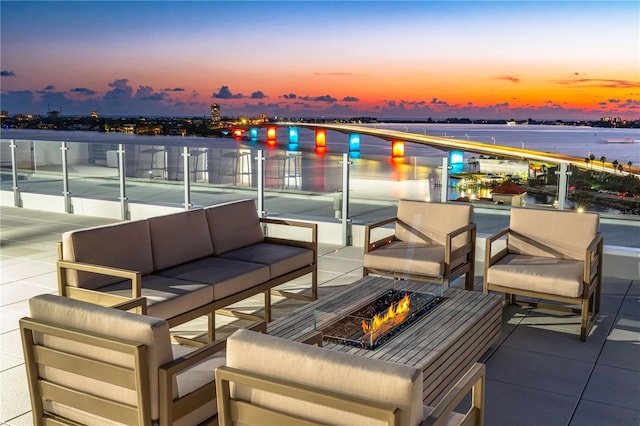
1,1,638,120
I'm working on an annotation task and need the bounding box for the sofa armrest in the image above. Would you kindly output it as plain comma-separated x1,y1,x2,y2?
57,259,142,298
422,362,486,426
261,217,318,250
484,227,510,269
364,216,398,253
445,223,476,264
110,297,147,315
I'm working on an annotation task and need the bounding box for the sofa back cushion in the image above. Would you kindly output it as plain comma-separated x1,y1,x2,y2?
508,207,599,260
205,199,264,255
28,294,174,422
62,220,154,289
147,209,214,270
396,200,473,248
226,329,424,426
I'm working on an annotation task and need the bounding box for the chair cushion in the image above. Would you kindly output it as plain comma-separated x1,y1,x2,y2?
156,257,270,300
225,329,424,426
218,242,314,278
28,294,173,422
147,209,214,270
98,274,214,320
205,199,264,255
508,207,599,261
364,241,446,277
487,254,585,297
61,220,154,289
395,201,473,249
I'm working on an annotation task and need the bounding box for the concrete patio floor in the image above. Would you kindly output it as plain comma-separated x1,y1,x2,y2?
1,205,638,425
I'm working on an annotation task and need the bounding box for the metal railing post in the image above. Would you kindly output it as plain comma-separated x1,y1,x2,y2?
440,157,449,203
341,153,352,246
61,140,72,213
9,140,22,207
182,146,192,210
117,144,129,220
256,150,265,217
556,162,571,210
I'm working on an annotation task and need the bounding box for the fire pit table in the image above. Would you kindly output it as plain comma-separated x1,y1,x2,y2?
268,275,502,405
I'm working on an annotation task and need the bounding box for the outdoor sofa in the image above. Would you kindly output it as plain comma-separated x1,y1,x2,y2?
56,199,317,343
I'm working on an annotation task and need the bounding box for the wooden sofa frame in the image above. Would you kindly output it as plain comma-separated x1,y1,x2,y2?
57,215,317,345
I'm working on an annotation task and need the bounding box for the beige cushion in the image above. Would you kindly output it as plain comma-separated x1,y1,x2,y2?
395,201,473,250
487,254,585,297
28,294,173,422
98,274,214,319
364,241,445,277
147,209,214,270
156,257,270,300
61,220,154,289
225,329,424,426
508,207,599,260
218,243,314,278
205,199,264,255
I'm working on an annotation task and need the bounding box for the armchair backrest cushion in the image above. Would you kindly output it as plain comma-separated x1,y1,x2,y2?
396,201,473,248
205,199,264,255
61,220,154,289
28,294,174,422
147,208,214,270
225,329,424,426
508,207,599,260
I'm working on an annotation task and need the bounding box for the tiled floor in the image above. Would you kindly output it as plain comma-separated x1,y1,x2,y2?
1,206,638,425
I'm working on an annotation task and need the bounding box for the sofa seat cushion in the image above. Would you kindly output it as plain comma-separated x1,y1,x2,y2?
171,344,225,424
156,257,270,300
99,274,214,320
218,243,313,278
364,241,446,277
226,329,424,426
487,254,585,298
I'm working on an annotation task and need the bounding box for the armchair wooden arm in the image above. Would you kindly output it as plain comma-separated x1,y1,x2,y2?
484,227,510,269
422,362,485,426
364,216,398,253
261,217,318,251
111,297,148,314
584,232,604,285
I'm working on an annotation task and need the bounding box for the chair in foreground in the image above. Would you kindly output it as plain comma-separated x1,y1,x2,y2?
20,294,232,425
484,207,603,341
364,200,477,290
216,329,486,426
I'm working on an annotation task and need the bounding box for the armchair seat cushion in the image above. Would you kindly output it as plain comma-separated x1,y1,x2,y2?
156,256,270,300
218,242,314,278
364,241,446,277
486,254,585,298
99,274,214,320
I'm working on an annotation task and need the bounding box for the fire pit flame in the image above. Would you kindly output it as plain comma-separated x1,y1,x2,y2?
362,293,410,334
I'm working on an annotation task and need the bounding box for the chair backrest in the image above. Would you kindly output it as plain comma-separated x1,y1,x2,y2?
222,329,424,426
396,200,474,247
21,294,174,425
61,219,154,289
205,199,264,255
508,207,600,260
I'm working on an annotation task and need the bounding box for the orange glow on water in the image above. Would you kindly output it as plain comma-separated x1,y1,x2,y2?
315,129,326,147
392,140,405,158
267,127,277,140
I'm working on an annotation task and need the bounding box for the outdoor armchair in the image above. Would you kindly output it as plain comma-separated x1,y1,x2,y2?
216,328,486,426
484,207,603,341
19,294,247,425
364,200,477,290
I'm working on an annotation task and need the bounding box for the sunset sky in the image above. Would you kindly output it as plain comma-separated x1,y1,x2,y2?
1,1,638,120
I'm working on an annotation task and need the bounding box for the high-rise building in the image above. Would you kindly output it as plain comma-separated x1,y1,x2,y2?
210,104,221,124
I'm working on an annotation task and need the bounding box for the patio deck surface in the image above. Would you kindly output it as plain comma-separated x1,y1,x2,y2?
1,205,638,426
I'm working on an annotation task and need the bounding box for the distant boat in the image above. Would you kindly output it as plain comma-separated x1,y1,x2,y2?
601,138,638,144
506,120,517,126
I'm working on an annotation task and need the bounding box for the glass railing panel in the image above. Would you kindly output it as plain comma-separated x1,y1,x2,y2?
65,141,121,201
